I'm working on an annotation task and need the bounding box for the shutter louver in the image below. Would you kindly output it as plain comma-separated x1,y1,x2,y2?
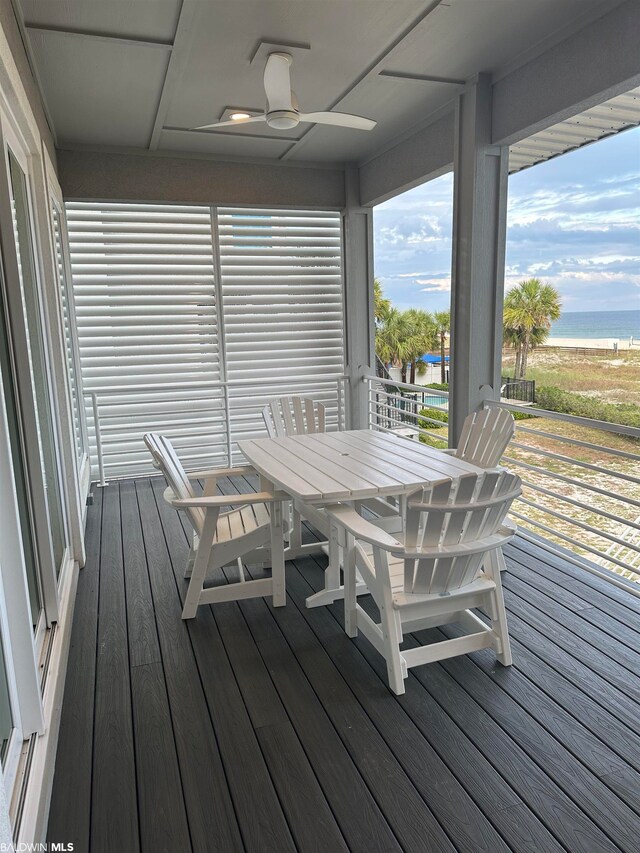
66,202,345,478
52,205,84,462
66,202,226,477
217,208,344,458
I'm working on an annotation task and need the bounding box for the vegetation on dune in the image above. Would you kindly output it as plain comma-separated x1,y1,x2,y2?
504,348,640,406
536,385,640,429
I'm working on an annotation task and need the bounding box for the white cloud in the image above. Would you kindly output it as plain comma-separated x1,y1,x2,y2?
418,278,451,293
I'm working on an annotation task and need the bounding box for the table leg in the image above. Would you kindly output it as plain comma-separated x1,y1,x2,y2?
305,519,368,608
270,499,286,607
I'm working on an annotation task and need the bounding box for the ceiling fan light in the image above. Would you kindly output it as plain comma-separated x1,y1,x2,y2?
230,112,252,120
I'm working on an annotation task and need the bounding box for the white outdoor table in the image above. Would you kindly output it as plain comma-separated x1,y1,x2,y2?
238,429,487,607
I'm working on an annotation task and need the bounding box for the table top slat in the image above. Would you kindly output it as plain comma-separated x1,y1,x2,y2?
328,431,475,482
238,430,485,504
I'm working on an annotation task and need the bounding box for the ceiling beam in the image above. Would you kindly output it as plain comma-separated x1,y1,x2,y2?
359,109,454,207
492,0,640,146
24,23,173,50
148,0,201,150
378,70,465,86
280,0,453,161
164,126,296,143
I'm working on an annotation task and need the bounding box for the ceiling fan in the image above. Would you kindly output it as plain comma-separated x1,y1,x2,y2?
194,51,376,133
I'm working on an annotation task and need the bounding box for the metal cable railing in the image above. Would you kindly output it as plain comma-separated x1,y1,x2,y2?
364,375,640,583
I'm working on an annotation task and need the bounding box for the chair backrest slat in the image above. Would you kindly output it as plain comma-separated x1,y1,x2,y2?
144,433,205,534
403,470,520,596
455,407,515,468
263,396,327,438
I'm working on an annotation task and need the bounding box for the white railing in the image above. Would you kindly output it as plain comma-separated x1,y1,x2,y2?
366,375,449,443
365,375,640,584
484,399,640,583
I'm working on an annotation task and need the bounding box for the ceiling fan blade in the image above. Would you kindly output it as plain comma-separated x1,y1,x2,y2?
193,115,267,130
298,111,376,131
264,52,293,112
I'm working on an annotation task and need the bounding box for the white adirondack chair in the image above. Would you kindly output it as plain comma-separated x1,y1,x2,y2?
368,407,516,538
262,396,331,555
263,395,326,438
448,407,515,467
144,433,288,619
326,469,521,694
262,396,398,556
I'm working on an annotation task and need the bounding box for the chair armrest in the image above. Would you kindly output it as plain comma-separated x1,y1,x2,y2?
325,504,403,550
187,465,255,480
165,486,288,509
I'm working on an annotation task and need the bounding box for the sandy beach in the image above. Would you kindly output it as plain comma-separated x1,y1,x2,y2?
545,337,639,350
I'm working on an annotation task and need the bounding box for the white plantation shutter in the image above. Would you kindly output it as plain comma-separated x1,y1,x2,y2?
65,202,345,478
217,207,344,457
52,204,85,463
66,202,226,477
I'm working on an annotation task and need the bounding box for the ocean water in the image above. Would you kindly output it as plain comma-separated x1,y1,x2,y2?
549,310,640,340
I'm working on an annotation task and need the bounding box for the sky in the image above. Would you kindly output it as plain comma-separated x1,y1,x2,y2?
373,125,640,314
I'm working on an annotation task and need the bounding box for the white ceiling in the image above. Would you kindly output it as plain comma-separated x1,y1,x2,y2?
17,0,628,164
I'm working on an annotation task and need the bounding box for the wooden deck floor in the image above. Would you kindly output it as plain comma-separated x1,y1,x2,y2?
47,475,640,853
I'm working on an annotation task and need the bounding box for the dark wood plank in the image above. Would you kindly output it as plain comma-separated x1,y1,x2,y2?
437,623,640,822
502,633,640,774
49,477,640,853
506,541,640,633
121,479,161,667
503,599,640,732
91,482,140,852
47,487,102,851
342,577,619,853
241,584,460,851
507,537,640,615
278,558,540,853
503,576,640,693
135,479,243,852
506,551,640,648
130,662,192,853
256,721,350,853
236,594,405,853
214,568,400,850
406,652,619,852
148,476,302,853
285,554,565,853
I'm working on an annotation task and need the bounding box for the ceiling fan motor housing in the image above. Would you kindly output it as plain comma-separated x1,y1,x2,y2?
266,109,300,129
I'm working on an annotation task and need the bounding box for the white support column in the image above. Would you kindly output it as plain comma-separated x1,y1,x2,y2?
449,73,509,444
342,167,375,430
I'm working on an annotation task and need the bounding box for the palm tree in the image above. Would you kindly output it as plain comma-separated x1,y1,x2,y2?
503,278,561,379
433,310,450,384
375,308,412,382
404,308,437,384
375,308,437,384
374,278,392,325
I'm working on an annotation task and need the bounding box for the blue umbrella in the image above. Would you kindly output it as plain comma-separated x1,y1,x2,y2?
420,354,450,364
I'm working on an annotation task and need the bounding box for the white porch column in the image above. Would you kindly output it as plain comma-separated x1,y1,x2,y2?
342,168,375,430
449,73,509,443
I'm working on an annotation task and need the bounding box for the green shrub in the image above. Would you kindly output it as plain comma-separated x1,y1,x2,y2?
536,386,640,428
424,382,449,391
418,406,448,425
511,409,538,421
